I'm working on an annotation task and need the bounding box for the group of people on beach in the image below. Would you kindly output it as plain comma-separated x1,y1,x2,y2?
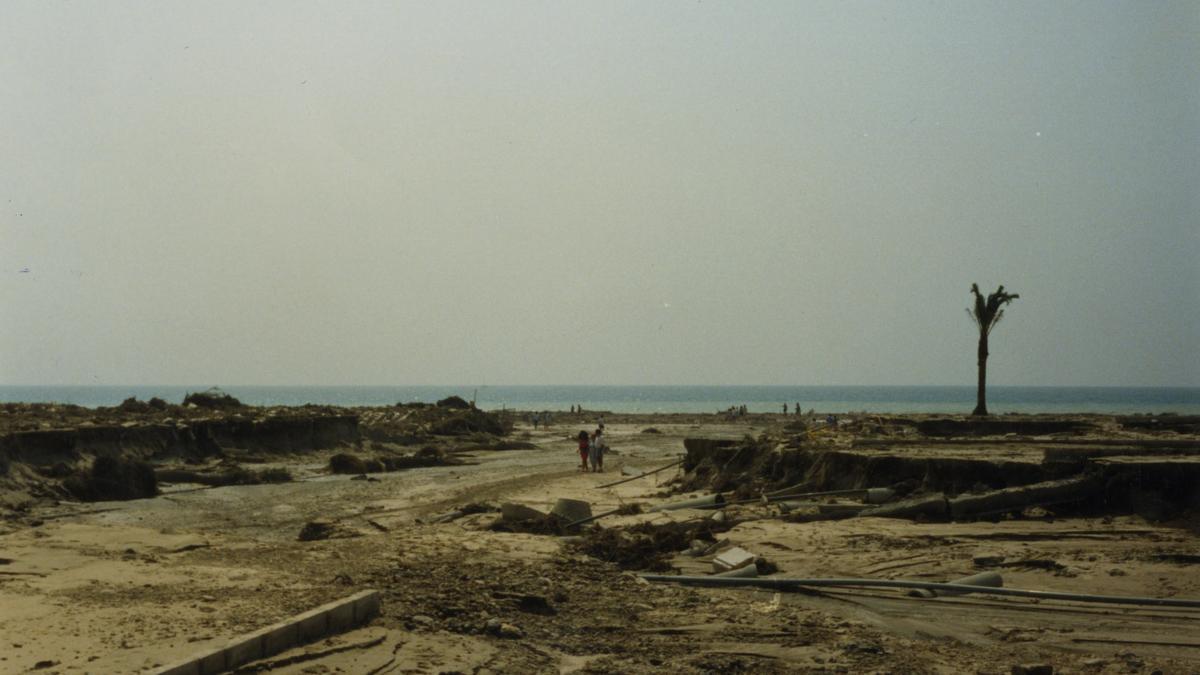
576,422,607,472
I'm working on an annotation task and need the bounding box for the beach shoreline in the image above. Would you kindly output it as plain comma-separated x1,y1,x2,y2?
1,402,1197,673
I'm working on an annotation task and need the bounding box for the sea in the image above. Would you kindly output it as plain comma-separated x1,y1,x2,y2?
1,385,1197,415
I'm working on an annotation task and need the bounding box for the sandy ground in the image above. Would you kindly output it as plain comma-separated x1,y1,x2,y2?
2,419,1198,674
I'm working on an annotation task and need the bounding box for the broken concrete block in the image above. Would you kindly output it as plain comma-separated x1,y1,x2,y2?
501,503,547,522
712,546,756,573
550,498,592,524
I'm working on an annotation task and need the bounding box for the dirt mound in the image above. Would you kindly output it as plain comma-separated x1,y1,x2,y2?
489,513,567,536
155,466,292,486
436,396,472,409
115,397,170,413
62,456,158,502
575,520,732,571
329,447,456,474
182,388,243,409
430,409,506,436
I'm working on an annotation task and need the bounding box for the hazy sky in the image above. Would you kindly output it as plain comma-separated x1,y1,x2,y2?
2,1,1197,387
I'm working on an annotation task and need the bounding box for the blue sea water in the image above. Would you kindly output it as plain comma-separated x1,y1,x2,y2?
0,385,1197,415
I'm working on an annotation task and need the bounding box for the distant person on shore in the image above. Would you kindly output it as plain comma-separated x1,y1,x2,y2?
543,411,552,428
589,428,606,472
783,403,788,414
576,431,590,471
796,403,801,416
532,413,540,430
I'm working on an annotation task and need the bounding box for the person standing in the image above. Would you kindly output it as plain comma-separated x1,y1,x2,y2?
576,431,590,472
783,403,788,414
589,428,606,472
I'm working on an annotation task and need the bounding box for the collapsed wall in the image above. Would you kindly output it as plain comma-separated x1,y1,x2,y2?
0,415,360,466
679,434,1200,521
0,413,360,507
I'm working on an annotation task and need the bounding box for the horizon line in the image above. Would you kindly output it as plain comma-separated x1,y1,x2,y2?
3,383,1197,390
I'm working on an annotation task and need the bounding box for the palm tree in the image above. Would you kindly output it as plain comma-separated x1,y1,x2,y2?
967,284,1019,416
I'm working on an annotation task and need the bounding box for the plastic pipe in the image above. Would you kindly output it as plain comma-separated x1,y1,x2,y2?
648,493,725,512
597,458,684,489
714,563,760,579
638,575,1200,608
907,571,1002,598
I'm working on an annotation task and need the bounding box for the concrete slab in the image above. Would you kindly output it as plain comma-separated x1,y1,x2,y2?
712,546,755,573
152,590,381,675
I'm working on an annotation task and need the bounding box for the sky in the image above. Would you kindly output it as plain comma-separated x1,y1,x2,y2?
1,1,1197,387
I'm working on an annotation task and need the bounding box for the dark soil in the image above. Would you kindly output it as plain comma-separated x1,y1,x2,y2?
63,456,158,502
575,519,733,571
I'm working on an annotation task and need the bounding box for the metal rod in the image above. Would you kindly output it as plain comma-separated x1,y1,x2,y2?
638,575,1200,608
597,458,683,489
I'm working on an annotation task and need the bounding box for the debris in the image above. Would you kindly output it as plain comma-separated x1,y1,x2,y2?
576,520,731,571
863,487,895,504
501,503,547,522
427,509,464,524
487,621,523,639
860,493,948,521
649,493,725,512
597,458,684,489
638,575,1200,607
297,519,362,541
715,563,760,578
1011,664,1053,675
948,475,1103,520
907,571,1003,598
550,498,592,525
712,547,756,573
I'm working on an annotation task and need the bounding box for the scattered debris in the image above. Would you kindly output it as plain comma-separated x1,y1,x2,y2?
182,387,243,409
297,519,361,542
712,547,756,573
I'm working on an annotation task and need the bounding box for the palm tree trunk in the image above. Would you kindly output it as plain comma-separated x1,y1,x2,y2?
973,333,989,416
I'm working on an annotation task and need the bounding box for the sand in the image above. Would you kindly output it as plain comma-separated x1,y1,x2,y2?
1,412,1198,673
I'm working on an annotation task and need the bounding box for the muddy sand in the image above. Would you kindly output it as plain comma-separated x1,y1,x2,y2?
1,403,1198,674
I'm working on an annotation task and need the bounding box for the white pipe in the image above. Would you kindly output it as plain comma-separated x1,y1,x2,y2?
638,575,1200,608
